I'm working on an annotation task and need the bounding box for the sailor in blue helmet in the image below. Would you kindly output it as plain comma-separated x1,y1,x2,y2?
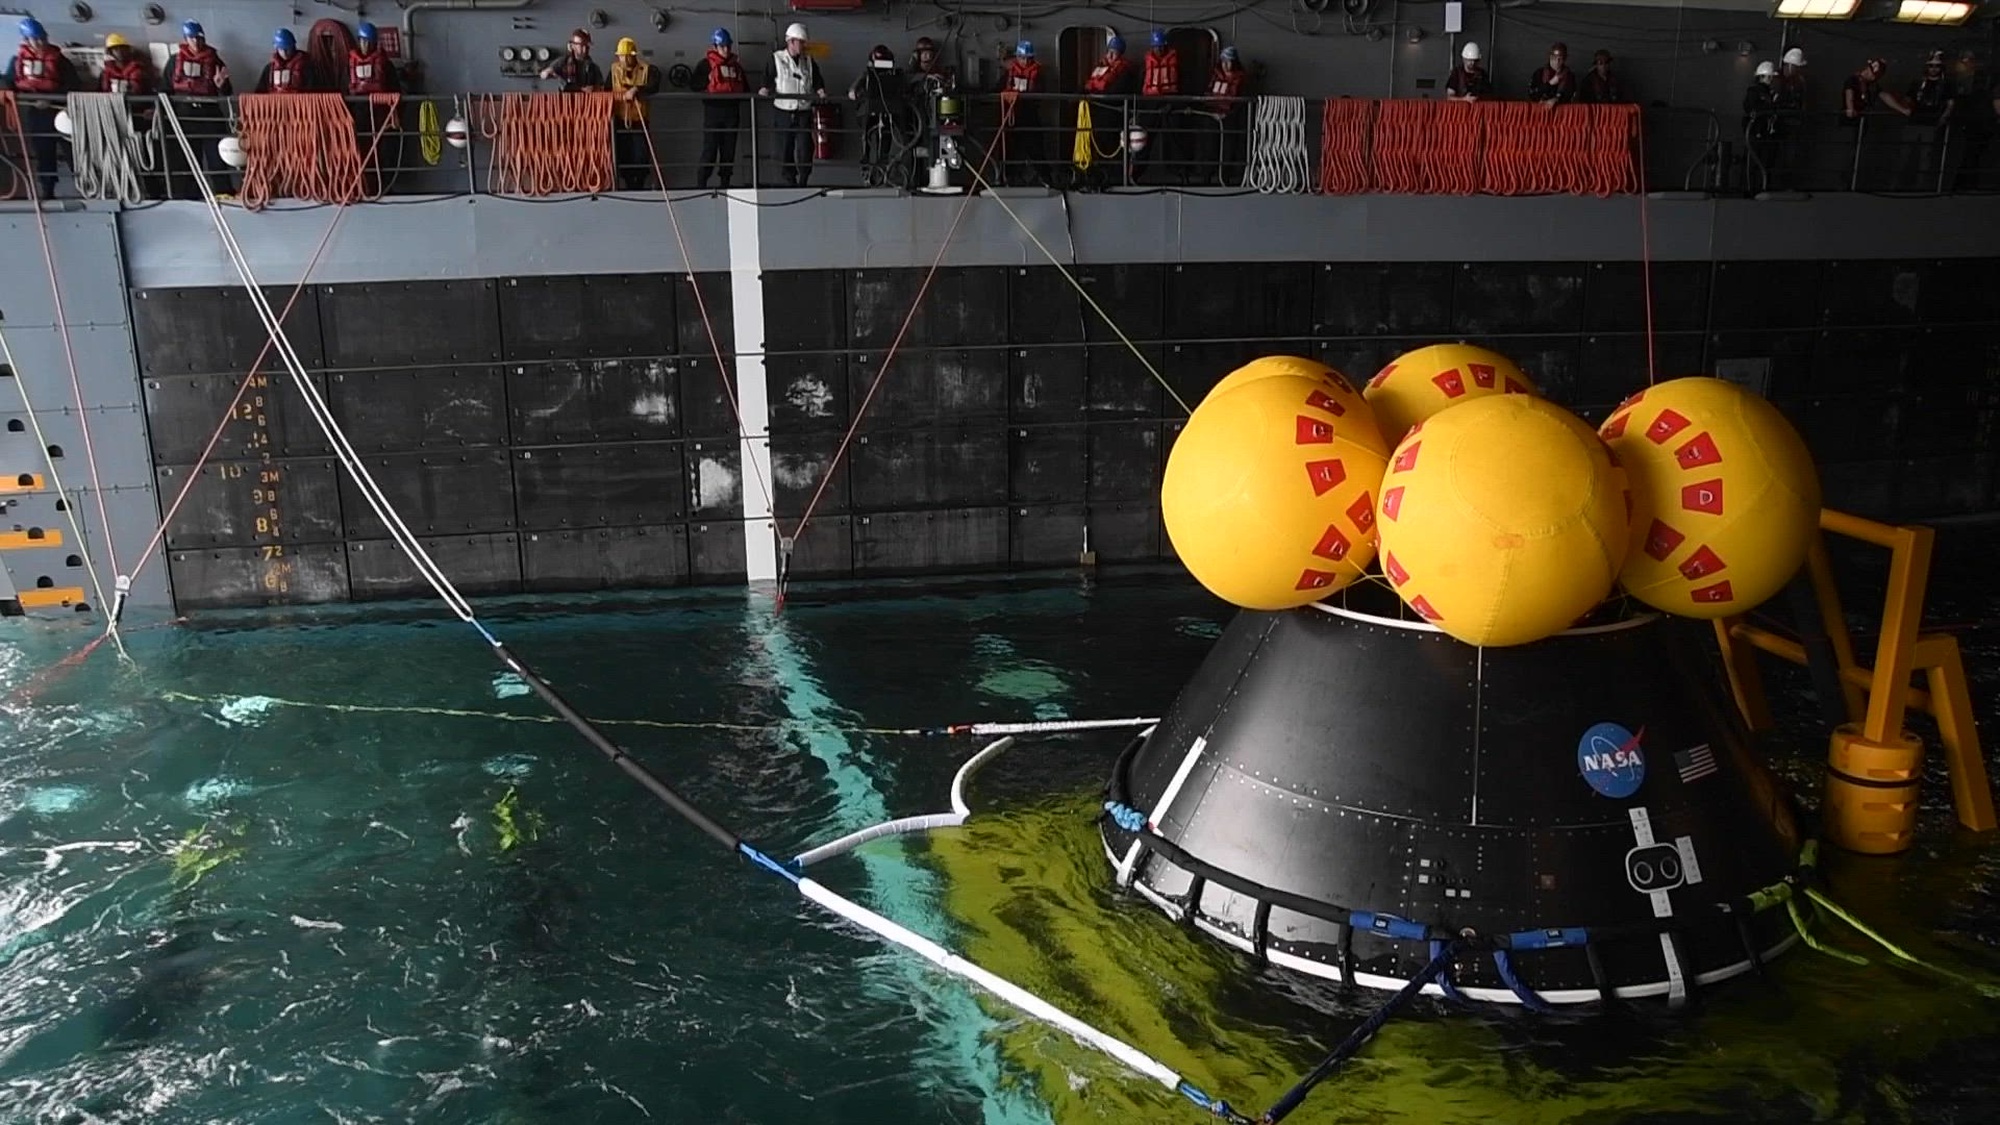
4,17,79,199
1191,45,1250,186
690,28,748,188
1079,33,1136,188
256,29,324,92
995,39,1046,186
345,22,405,197
1135,28,1182,181
167,20,236,198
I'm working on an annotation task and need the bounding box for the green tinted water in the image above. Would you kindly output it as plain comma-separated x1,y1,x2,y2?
1,571,1996,1123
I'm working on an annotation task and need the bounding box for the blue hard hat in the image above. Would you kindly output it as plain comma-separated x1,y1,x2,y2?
1106,35,1125,53
1151,29,1168,48
1016,40,1033,58
712,28,732,47
274,29,296,51
1221,46,1239,61
19,17,45,40
182,20,204,39
356,21,377,41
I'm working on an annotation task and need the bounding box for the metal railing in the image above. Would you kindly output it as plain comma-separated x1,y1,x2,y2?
1,90,1992,203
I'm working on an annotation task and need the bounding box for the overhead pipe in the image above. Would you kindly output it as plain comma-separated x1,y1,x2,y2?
402,0,538,53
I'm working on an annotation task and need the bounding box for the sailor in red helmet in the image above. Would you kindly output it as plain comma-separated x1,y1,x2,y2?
690,28,747,189
166,20,235,198
1135,28,1181,181
996,39,1045,186
4,18,79,199
539,28,603,91
1079,33,1136,187
1190,45,1249,186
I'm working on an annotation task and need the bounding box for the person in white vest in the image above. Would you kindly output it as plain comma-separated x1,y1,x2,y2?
757,22,827,186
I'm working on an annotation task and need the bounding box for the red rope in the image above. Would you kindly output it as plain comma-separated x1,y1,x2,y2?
779,130,1009,608
1316,98,1372,195
635,127,774,521
0,92,25,199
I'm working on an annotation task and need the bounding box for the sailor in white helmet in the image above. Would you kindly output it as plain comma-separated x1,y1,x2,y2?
1447,41,1492,101
758,22,827,186
1743,61,1783,192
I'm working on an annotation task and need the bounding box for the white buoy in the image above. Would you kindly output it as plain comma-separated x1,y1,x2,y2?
218,135,246,168
445,116,469,149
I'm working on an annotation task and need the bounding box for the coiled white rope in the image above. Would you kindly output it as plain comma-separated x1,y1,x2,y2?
66,93,152,204
1243,95,1312,194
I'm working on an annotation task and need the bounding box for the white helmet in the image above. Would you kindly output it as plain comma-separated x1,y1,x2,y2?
1782,47,1806,67
785,22,807,42
1461,41,1482,62
1755,61,1777,79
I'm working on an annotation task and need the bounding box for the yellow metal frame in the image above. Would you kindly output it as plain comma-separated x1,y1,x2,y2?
1714,508,1998,834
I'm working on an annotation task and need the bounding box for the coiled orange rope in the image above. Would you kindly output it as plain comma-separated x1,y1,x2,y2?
236,92,402,210
475,92,615,196
1324,98,1639,197
1317,98,1374,195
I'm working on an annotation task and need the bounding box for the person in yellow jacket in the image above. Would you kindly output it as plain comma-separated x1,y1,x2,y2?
609,37,662,191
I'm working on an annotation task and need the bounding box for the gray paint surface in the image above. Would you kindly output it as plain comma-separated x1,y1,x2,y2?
119,191,2000,289
0,211,173,613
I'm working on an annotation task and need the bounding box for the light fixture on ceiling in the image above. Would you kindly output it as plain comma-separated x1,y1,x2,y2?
1891,0,1976,24
1772,0,1860,17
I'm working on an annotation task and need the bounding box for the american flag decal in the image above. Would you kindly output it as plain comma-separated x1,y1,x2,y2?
1675,743,1718,783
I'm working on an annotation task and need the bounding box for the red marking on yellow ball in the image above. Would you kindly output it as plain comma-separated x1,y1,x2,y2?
1305,459,1347,496
1296,416,1334,445
1644,519,1685,561
1647,408,1691,444
1305,388,1346,416
1682,479,1724,515
1691,580,1735,604
1384,551,1410,587
1381,486,1405,522
1392,442,1422,473
1434,369,1467,398
1348,492,1376,532
1679,544,1726,580
1409,595,1442,621
1675,431,1722,470
1311,524,1352,562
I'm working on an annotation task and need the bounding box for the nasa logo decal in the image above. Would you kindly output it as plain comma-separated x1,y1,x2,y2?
1577,722,1647,799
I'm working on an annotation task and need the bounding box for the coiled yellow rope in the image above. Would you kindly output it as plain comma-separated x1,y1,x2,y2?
419,98,442,166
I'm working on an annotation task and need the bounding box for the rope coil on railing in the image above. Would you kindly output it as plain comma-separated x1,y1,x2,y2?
0,92,25,200
1243,96,1312,194
235,92,402,210
477,92,615,196
1316,98,1374,195
65,93,152,204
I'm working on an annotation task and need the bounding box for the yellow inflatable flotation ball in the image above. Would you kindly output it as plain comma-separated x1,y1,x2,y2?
1598,377,1820,618
1364,343,1538,447
1211,354,1368,413
1164,369,1391,610
1376,394,1629,647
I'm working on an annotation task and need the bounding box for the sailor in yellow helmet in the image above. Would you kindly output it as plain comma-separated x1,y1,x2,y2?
608,36,661,191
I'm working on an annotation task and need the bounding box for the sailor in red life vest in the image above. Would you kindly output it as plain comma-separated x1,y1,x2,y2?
99,33,151,96
5,18,78,199
690,28,747,189
1134,28,1182,181
1079,35,1136,185
1191,46,1248,187
996,40,1046,187
166,20,235,199
255,30,323,92
345,24,404,196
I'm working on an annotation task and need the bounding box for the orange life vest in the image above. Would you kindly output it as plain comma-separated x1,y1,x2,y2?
101,56,148,95
1004,57,1041,95
1142,48,1179,97
11,42,63,94
1084,55,1130,95
347,47,390,95
704,48,746,94
1203,65,1244,113
169,43,226,96
267,51,307,91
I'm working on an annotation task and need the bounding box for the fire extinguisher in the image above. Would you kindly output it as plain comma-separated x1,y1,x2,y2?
813,102,839,161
